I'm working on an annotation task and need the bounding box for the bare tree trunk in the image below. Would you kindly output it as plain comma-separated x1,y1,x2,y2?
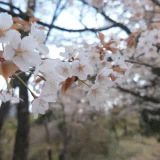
44,117,53,160
0,102,10,160
0,102,10,131
12,1,36,158
12,73,30,160
59,102,70,160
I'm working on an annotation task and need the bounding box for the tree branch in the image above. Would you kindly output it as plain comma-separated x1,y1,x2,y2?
46,0,63,40
0,1,131,34
117,86,160,104
125,60,156,68
151,0,160,6
79,0,131,34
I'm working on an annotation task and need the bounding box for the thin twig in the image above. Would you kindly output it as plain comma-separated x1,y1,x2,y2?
125,59,155,68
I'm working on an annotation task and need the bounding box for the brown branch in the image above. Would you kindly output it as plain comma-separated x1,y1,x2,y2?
117,86,160,104
125,60,156,68
79,0,131,34
46,0,63,40
151,0,160,6
0,1,131,34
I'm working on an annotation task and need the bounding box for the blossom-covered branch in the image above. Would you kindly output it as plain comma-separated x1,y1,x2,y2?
0,11,160,118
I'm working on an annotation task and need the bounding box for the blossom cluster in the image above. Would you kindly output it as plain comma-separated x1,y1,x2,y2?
0,12,159,118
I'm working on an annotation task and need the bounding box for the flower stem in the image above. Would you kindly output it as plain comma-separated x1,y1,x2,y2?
15,73,37,98
80,80,91,88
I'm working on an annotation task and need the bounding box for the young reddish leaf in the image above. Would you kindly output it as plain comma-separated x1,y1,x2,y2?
109,73,117,82
126,35,135,48
0,51,4,62
37,26,47,30
108,40,116,45
10,24,22,30
104,43,118,53
98,32,105,42
12,17,21,23
61,76,76,93
0,51,3,57
35,77,44,84
0,61,19,86
112,66,126,73
29,17,39,23
12,17,28,25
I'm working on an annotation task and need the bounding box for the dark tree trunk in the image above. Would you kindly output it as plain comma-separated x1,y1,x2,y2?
59,102,70,160
44,118,53,160
12,1,36,159
0,102,10,131
0,102,10,160
12,73,30,160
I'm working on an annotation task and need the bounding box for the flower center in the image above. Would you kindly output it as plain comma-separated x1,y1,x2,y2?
77,64,85,72
0,29,5,36
16,49,24,56
62,67,68,73
91,89,99,97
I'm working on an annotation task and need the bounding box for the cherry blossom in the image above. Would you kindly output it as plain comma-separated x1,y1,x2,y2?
95,67,113,86
31,93,57,118
72,58,93,80
56,61,72,78
3,35,41,71
149,29,160,44
30,23,49,55
0,90,21,103
87,83,108,106
31,97,49,119
34,59,64,82
60,46,77,60
0,13,17,43
0,11,160,118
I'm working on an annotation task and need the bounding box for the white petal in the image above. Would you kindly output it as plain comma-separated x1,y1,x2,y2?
3,44,15,60
37,44,49,55
32,99,39,112
21,36,38,51
38,107,45,114
6,30,21,47
0,29,20,44
30,23,37,36
35,30,46,43
12,56,30,71
22,51,42,67
0,13,13,30
0,32,10,43
78,73,87,80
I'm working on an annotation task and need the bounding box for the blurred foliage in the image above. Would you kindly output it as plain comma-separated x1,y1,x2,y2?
1,107,160,160
0,117,17,160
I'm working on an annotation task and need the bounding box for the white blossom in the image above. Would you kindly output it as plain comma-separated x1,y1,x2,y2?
3,35,41,71
0,13,18,43
96,68,113,86
30,23,49,55
56,61,72,78
32,97,49,119
87,83,108,106
34,59,64,83
0,90,21,103
60,46,77,59
32,93,57,118
72,58,93,80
